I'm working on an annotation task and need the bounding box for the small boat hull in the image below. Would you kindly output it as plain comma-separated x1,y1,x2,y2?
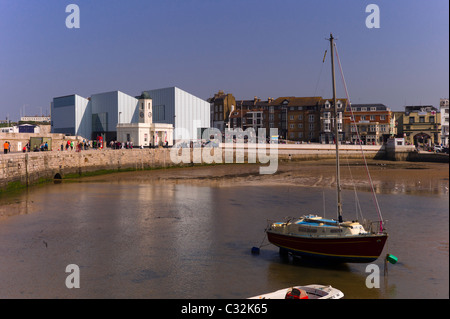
267,231,388,263
249,284,344,299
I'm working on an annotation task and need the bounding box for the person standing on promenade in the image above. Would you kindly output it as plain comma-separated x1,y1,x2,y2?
3,141,9,154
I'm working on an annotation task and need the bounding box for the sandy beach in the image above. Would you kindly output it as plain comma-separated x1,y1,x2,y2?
76,159,449,195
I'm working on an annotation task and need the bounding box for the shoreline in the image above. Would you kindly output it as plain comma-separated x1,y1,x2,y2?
0,159,448,222
54,158,449,194
1,144,447,195
1,157,448,195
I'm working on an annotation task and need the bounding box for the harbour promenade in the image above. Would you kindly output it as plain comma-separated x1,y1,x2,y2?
0,143,446,192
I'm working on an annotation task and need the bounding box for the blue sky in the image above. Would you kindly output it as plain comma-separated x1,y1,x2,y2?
0,0,448,119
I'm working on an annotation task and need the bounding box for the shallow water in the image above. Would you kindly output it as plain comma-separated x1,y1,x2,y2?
0,164,448,299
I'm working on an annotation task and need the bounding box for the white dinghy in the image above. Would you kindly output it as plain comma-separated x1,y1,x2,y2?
249,284,344,299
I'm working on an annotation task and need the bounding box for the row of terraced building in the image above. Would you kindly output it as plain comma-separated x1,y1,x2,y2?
209,91,397,145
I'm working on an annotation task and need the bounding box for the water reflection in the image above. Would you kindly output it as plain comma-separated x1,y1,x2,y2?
0,166,448,299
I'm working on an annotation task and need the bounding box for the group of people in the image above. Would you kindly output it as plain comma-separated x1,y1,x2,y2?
32,142,48,152
109,140,133,149
61,139,102,152
3,138,143,154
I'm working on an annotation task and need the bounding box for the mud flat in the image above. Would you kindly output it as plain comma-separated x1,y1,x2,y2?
75,159,449,195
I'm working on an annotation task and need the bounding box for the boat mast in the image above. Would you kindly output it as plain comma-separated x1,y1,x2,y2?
329,33,343,223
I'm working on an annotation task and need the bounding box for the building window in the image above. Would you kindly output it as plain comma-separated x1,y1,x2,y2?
409,117,415,124
380,115,386,120
419,116,425,123
429,116,435,123
309,123,314,131
290,124,294,129
269,106,274,114
370,107,376,111
298,115,303,120
290,115,294,120
370,115,375,121
298,132,303,138
309,114,314,122
298,123,303,128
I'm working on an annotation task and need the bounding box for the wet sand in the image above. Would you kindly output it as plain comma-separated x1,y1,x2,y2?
74,159,449,195
1,159,448,221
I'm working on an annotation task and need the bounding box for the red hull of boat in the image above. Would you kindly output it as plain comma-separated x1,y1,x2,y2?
267,231,388,263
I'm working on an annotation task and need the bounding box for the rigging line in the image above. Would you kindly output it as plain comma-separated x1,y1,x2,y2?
345,155,363,221
333,42,384,232
313,49,328,97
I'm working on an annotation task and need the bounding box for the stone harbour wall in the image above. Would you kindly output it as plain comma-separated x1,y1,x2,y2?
0,145,383,192
1,143,445,193
0,149,176,192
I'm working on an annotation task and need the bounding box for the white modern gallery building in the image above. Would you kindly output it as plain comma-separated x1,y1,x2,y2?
51,87,211,147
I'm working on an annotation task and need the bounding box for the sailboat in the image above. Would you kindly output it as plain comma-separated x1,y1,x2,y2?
266,34,388,263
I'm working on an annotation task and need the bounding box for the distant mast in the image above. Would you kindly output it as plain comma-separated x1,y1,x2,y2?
329,33,343,223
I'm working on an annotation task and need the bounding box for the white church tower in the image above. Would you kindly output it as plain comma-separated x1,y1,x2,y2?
116,91,173,148
138,92,153,124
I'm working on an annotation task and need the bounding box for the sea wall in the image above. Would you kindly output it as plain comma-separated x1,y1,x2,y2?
0,143,446,192
0,145,383,192
0,148,175,192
